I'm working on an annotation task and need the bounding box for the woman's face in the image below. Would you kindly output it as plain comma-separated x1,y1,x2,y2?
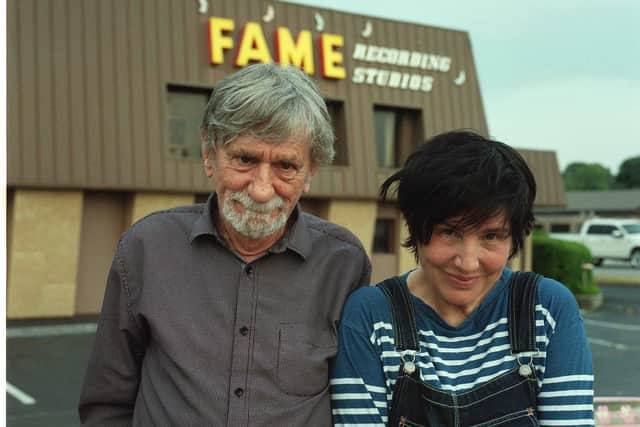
416,212,512,321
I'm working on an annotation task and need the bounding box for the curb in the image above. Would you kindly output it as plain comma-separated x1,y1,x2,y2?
575,292,603,311
596,276,640,286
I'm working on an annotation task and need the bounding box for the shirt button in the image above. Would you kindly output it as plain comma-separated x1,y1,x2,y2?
239,326,249,336
234,388,244,397
245,265,253,275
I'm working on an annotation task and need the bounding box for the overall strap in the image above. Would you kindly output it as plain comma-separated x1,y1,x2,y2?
508,271,542,353
376,277,420,352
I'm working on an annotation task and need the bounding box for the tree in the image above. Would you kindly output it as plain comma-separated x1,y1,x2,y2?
614,156,640,189
563,162,613,190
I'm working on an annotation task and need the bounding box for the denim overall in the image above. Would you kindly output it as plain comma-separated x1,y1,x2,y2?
377,272,541,427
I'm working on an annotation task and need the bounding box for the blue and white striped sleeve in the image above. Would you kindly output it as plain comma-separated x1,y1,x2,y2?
537,283,594,426
330,291,389,426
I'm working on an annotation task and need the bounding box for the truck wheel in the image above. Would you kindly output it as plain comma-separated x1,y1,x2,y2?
631,250,640,269
592,258,603,266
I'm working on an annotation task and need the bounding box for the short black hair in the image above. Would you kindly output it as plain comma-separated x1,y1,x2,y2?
379,130,536,259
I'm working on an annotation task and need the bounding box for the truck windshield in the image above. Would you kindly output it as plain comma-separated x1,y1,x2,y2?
622,224,640,234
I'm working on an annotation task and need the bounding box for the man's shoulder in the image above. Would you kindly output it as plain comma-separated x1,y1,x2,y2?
124,203,206,241
300,212,366,252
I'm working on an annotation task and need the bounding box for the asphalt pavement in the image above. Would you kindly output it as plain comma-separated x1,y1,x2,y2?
5,265,640,427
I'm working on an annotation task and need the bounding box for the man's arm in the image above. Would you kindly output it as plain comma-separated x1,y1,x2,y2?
356,251,372,289
536,288,594,425
78,246,147,426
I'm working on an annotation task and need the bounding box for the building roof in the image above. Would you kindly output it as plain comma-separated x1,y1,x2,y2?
517,149,566,207
566,190,640,211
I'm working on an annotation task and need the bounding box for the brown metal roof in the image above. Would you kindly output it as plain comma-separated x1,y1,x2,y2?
8,0,494,200
517,149,566,207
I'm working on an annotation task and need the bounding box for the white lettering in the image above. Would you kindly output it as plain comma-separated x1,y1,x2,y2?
421,76,433,91
376,69,390,86
387,48,398,64
440,57,451,72
409,74,422,90
351,67,435,92
353,43,367,61
409,52,422,68
389,71,402,87
366,45,380,62
400,72,410,89
352,67,366,83
397,50,410,66
378,48,388,63
427,55,440,71
365,67,378,84
351,43,451,73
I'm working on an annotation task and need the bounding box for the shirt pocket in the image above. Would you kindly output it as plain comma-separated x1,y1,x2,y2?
276,322,338,396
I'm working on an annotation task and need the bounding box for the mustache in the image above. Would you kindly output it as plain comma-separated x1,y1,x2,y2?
228,190,285,212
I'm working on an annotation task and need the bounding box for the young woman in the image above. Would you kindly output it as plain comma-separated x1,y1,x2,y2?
330,131,594,426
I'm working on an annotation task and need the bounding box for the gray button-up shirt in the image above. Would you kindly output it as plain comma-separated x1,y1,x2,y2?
79,194,371,426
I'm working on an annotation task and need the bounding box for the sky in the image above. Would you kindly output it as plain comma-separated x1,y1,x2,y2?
283,0,640,175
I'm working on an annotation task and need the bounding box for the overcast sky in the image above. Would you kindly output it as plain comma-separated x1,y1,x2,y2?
283,0,640,174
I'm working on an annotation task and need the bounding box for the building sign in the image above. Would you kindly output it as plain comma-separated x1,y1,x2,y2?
208,17,345,79
206,13,461,92
351,43,451,92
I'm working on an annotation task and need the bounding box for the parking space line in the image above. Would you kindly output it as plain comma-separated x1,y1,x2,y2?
583,318,640,332
6,382,36,405
588,338,630,351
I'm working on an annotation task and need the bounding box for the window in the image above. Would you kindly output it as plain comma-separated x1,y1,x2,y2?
586,225,617,235
373,106,423,168
550,224,570,233
373,218,395,253
167,85,212,159
326,100,348,165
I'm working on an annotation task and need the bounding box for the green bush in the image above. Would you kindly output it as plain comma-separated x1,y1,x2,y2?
532,231,601,295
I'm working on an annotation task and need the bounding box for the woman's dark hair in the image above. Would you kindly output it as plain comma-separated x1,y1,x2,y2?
380,130,536,259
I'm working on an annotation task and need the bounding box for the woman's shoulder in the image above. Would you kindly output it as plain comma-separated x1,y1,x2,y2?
535,274,578,304
533,273,583,326
340,281,396,331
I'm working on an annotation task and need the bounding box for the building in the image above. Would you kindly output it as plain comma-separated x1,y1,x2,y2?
535,189,640,233
6,0,564,319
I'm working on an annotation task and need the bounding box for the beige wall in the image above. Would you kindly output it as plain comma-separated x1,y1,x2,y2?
129,192,195,225
397,222,418,275
524,234,533,271
326,200,377,257
7,190,83,318
75,192,129,315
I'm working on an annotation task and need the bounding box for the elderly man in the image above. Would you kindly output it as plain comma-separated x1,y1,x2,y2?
79,64,371,426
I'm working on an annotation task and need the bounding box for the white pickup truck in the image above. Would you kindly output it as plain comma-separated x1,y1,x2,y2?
549,218,640,268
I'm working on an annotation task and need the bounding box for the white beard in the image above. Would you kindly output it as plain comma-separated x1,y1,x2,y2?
221,189,288,239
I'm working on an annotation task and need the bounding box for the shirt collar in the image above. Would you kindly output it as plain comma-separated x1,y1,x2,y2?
190,193,311,260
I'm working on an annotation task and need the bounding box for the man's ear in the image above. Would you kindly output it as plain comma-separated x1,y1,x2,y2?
303,164,318,193
202,140,214,178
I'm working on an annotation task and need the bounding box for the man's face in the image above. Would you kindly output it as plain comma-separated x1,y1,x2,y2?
417,212,512,319
204,135,316,243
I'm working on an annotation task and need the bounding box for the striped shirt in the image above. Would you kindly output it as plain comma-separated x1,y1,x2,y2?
330,268,594,426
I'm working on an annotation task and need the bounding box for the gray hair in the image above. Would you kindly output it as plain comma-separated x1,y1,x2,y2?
201,63,335,166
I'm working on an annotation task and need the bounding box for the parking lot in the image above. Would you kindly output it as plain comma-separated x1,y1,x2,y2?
6,276,640,426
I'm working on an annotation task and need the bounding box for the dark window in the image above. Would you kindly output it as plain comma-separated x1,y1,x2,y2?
326,100,348,166
167,85,212,160
373,219,395,253
550,224,570,233
622,224,640,234
373,106,423,168
586,225,617,235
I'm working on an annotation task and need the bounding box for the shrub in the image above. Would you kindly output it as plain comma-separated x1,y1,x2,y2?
532,231,601,295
